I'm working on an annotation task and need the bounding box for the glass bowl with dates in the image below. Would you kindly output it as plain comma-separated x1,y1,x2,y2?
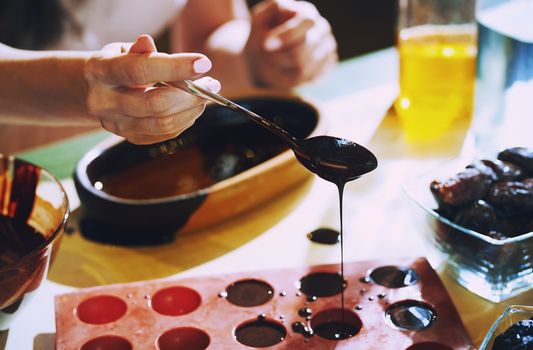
404,147,533,303
480,305,533,350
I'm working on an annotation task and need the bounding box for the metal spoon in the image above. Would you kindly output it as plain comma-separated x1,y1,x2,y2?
172,80,378,184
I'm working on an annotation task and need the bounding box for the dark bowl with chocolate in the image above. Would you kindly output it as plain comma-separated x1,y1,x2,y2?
0,155,69,330
74,91,324,246
404,147,533,303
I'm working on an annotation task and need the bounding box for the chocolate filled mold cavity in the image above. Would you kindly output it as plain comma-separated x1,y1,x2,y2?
310,308,362,341
224,279,274,307
80,335,132,350
405,342,453,350
151,286,201,316
297,272,345,297
368,265,419,288
385,300,436,330
157,327,210,350
76,295,127,325
234,318,287,348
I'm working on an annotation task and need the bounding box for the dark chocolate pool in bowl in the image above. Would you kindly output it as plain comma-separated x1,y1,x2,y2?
74,92,324,245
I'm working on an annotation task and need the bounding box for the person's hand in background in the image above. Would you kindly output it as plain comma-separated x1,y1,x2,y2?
246,0,338,88
84,34,220,145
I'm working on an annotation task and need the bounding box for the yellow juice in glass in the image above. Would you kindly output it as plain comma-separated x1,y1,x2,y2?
395,25,477,141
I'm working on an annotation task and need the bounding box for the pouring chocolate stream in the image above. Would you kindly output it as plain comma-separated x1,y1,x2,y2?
174,79,378,339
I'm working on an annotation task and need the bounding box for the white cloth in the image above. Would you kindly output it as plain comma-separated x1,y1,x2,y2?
51,0,187,50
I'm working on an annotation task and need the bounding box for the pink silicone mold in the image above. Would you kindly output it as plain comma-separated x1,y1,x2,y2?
55,257,475,349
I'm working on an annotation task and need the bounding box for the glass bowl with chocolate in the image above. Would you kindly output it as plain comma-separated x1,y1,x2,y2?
404,147,533,302
480,305,533,350
0,155,69,330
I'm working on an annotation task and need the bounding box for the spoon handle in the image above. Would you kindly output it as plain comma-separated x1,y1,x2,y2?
170,80,300,149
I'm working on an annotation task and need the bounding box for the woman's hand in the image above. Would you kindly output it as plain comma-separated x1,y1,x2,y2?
84,35,220,145
246,0,338,88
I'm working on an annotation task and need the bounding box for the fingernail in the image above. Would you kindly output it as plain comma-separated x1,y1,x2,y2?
206,78,221,93
193,57,212,74
264,37,282,51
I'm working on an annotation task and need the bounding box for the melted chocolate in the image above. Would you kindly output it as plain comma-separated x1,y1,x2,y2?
0,161,46,328
313,320,360,341
9,160,40,224
0,159,44,269
293,136,378,185
234,319,286,348
298,272,345,297
298,307,313,318
224,96,378,324
0,216,46,268
231,101,377,331
292,321,314,338
224,279,274,307
292,136,377,328
96,127,288,200
307,228,340,245
359,276,371,283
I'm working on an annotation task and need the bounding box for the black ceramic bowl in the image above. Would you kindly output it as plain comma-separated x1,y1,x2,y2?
74,91,324,245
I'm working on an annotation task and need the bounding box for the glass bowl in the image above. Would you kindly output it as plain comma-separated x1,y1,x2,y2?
480,305,533,349
0,155,69,330
404,157,533,303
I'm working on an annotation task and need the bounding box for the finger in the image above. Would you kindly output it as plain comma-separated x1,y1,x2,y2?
87,53,213,86
109,86,206,118
111,105,206,137
256,60,298,88
123,117,200,145
265,18,335,68
264,16,314,51
263,34,316,70
297,44,338,84
263,0,321,51
255,44,335,88
127,35,158,88
129,34,157,54
292,31,336,72
88,75,220,118
193,76,222,92
101,42,133,54
252,0,285,27
265,40,312,70
133,107,203,136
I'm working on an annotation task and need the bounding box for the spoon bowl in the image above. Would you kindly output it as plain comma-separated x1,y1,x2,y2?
294,136,378,184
